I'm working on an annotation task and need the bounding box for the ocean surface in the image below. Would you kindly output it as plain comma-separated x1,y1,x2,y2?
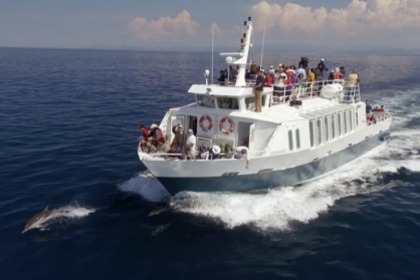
1,47,420,280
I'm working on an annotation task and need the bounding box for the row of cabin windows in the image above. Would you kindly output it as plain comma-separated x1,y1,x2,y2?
309,109,356,148
197,95,267,111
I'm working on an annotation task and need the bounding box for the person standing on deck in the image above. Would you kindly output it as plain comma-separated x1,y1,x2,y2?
345,70,359,100
186,129,197,159
317,58,327,79
171,125,188,157
254,70,265,112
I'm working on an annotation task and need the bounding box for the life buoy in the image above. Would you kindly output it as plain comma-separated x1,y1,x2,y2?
199,115,213,132
219,117,235,134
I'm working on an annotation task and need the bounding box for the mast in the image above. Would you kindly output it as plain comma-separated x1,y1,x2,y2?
219,17,253,87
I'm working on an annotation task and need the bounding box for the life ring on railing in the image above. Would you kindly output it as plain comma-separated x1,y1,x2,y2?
199,115,213,132
219,117,235,134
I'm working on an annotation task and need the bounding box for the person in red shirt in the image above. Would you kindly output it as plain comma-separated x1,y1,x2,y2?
265,73,274,87
139,124,149,140
334,68,343,80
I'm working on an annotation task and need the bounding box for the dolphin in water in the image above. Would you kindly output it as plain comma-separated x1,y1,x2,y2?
22,207,63,234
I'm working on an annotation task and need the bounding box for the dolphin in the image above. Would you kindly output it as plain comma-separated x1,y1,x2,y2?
22,207,62,234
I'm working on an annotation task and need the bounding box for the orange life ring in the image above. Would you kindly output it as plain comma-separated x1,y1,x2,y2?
199,115,213,132
219,117,235,134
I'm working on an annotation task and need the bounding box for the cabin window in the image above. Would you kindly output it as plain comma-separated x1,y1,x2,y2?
344,111,348,134
324,116,329,142
316,119,322,145
348,109,353,131
338,113,342,136
295,129,301,149
197,95,215,108
355,110,359,127
288,130,294,151
309,121,315,147
331,114,336,139
217,97,239,109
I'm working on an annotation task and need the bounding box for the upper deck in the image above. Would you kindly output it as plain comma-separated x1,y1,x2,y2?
187,78,362,121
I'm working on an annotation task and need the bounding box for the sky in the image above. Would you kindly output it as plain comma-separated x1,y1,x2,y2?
1,0,419,51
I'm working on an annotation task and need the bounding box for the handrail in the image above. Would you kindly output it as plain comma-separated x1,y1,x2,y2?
271,79,361,105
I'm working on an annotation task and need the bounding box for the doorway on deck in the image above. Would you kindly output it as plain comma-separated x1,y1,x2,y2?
237,122,253,147
188,115,198,135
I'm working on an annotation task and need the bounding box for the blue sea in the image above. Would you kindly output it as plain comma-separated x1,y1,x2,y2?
1,47,420,280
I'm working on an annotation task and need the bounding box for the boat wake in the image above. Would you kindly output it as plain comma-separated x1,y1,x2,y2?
119,129,420,232
169,128,420,232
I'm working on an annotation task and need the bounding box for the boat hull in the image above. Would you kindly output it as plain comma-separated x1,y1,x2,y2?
155,131,390,195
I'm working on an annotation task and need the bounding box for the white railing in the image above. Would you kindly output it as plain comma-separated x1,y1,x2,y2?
271,79,361,104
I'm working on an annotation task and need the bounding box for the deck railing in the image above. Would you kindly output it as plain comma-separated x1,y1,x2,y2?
271,79,361,105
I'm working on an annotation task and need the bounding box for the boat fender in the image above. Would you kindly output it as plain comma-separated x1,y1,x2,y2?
199,115,213,132
219,117,235,134
212,145,221,155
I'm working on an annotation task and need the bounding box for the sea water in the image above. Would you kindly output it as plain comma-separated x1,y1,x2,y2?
1,47,420,279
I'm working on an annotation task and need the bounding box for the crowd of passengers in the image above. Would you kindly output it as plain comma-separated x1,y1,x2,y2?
218,57,360,98
138,123,200,160
366,100,387,125
138,123,243,160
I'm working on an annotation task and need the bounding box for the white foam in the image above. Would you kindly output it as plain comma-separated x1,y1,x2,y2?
59,203,97,218
33,203,97,232
118,173,171,203
170,130,419,232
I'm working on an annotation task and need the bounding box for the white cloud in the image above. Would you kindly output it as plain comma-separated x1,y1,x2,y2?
127,10,199,41
251,0,420,33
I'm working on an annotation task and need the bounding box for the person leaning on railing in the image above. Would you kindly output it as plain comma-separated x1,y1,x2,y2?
345,70,359,101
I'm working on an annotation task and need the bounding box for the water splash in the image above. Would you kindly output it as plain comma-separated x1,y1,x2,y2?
118,173,171,203
27,202,96,232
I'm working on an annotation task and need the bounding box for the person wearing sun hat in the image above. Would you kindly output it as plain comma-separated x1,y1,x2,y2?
171,124,188,157
149,123,166,151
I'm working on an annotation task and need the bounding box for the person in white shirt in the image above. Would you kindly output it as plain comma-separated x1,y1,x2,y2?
186,129,197,159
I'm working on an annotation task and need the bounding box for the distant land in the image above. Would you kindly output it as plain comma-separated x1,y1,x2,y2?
1,44,419,56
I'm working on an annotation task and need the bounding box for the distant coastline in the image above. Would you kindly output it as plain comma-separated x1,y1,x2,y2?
1,45,419,56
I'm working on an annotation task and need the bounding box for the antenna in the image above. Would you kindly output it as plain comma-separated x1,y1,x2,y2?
219,17,253,87
211,24,215,85
260,25,266,68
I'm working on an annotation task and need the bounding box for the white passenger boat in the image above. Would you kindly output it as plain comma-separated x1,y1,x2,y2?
138,17,391,195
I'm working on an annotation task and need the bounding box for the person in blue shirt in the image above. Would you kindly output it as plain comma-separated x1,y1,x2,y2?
366,100,373,114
